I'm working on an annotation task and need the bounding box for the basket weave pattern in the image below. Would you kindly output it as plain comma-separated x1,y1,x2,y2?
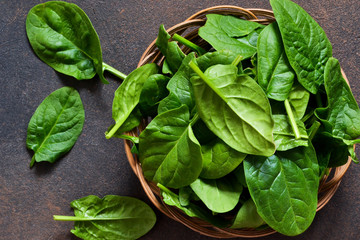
125,6,352,238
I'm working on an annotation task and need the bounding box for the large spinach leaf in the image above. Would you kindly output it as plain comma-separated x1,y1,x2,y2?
257,22,295,101
156,24,185,73
26,2,108,84
54,195,156,240
200,138,246,179
270,0,332,94
315,57,360,140
198,14,259,59
219,15,263,37
27,87,84,168
139,105,202,188
190,175,242,213
190,62,275,156
230,199,265,229
106,63,158,138
244,145,319,236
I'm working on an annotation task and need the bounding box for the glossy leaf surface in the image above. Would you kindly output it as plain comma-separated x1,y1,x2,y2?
26,87,84,167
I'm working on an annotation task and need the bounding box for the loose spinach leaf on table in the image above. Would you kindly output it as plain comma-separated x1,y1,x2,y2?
156,24,185,73
190,175,243,213
200,138,246,179
106,63,158,139
26,1,109,84
230,199,265,229
190,62,275,156
198,14,260,59
54,195,156,240
315,57,360,140
244,145,319,236
26,87,84,168
139,105,203,189
270,0,332,94
257,22,295,101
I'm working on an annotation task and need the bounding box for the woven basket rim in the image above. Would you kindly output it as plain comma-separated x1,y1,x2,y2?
126,5,353,238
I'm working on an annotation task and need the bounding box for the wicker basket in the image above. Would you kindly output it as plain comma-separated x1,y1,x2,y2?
124,6,352,238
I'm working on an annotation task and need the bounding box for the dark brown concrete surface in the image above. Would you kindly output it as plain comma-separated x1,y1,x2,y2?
1,0,359,239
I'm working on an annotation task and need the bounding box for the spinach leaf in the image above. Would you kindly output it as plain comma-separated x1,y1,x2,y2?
106,63,158,139
139,105,202,189
270,0,332,94
26,2,108,84
158,184,230,228
230,199,265,229
54,195,156,240
200,138,246,179
244,145,319,236
190,175,243,213
190,62,275,156
219,15,263,37
139,74,170,117
236,28,263,49
157,92,182,114
27,87,84,168
257,23,295,101
315,57,360,140
156,24,185,73
159,53,196,114
273,114,308,151
288,84,310,119
198,14,258,59
107,108,142,137
195,50,238,71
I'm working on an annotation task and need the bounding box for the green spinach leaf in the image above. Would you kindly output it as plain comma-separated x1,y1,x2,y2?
288,84,310,119
139,105,202,188
195,50,238,71
26,2,108,84
270,0,332,94
27,87,84,168
244,145,319,236
190,62,275,156
219,15,264,37
54,195,156,240
230,199,265,229
257,22,295,101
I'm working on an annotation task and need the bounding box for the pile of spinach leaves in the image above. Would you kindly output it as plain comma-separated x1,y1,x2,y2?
25,0,360,238
106,0,360,236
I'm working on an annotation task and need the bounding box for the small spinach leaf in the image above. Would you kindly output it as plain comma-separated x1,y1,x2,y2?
26,87,84,168
26,2,108,83
288,84,310,119
195,50,238,72
270,0,332,94
54,195,156,240
230,199,265,229
139,105,202,189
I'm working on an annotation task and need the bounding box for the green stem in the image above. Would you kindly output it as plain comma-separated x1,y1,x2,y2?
189,61,226,100
231,55,244,67
301,109,314,123
53,215,134,221
29,155,36,168
103,62,127,80
273,132,308,139
190,113,200,127
172,33,207,56
105,113,130,139
308,121,321,141
284,99,301,140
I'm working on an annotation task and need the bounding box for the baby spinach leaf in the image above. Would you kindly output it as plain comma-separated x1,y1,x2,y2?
158,184,230,228
159,53,196,114
195,50,238,71
54,195,156,240
106,108,142,137
139,74,170,117
273,114,308,151
230,199,265,229
190,175,243,213
139,105,203,189
106,63,158,139
315,57,360,140
26,2,108,84
157,92,182,114
233,164,247,188
244,145,319,236
287,84,310,119
219,15,264,37
200,138,246,179
156,25,185,73
190,62,275,156
26,87,84,168
198,14,258,59
257,23,295,101
236,28,263,49
270,0,332,94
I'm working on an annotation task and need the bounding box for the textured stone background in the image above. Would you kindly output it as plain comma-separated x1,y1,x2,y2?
1,0,359,239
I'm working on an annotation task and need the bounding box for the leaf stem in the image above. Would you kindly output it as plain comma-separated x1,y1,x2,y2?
190,113,200,127
172,33,207,56
284,99,301,140
103,62,127,80
308,121,321,141
231,55,244,67
29,155,36,168
53,215,134,221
